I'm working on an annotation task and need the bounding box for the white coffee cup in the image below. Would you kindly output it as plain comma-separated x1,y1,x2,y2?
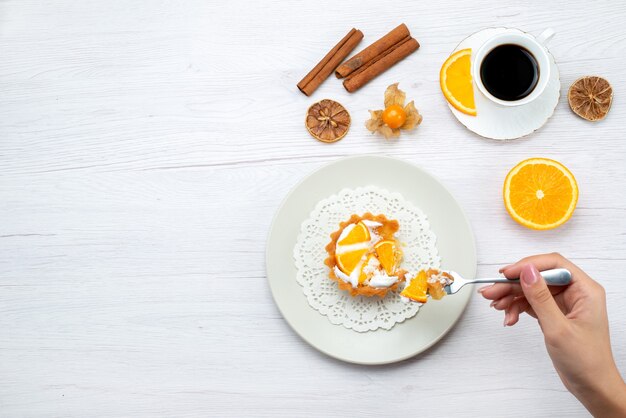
472,28,555,107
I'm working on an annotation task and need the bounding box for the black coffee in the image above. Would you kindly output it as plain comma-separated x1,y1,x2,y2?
480,44,539,101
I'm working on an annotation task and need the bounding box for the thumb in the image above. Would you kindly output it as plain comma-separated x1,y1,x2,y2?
519,263,566,334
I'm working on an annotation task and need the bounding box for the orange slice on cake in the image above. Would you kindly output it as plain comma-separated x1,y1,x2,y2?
335,221,371,275
401,269,454,303
358,254,376,284
503,158,579,230
336,247,369,275
400,270,428,303
440,48,477,116
337,221,370,245
374,240,399,275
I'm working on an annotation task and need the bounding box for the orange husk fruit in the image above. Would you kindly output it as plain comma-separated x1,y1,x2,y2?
366,83,423,139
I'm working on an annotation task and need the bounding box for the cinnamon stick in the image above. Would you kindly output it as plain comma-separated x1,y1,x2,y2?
343,37,419,93
297,28,363,96
335,24,411,79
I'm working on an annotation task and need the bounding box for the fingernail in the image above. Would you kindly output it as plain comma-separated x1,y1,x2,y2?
477,285,493,294
503,313,510,327
521,264,539,285
490,300,497,308
499,264,514,273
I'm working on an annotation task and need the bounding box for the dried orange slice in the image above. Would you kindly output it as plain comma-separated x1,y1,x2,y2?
305,99,351,143
568,76,613,121
440,48,476,116
374,240,398,275
338,222,370,246
400,270,428,303
503,158,579,230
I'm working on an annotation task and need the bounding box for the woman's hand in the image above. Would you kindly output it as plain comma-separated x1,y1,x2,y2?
479,253,626,417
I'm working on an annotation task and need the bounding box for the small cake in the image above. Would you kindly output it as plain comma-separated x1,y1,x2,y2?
324,213,406,297
400,269,454,303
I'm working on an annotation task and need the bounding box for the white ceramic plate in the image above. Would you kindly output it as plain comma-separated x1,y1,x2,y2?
266,156,476,365
448,28,561,140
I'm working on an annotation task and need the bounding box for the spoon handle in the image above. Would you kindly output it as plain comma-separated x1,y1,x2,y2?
471,268,572,286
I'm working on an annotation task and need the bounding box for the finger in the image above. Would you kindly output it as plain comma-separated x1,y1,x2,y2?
507,297,534,325
518,263,567,333
492,294,516,311
479,282,523,300
515,297,531,315
514,298,538,319
501,253,583,283
483,282,564,298
504,300,522,326
501,253,566,278
499,264,514,273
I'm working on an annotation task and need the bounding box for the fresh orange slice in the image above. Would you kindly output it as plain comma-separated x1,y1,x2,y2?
400,270,428,303
358,254,376,284
503,158,579,230
440,48,476,116
336,221,371,274
338,221,370,246
336,248,368,275
374,240,398,275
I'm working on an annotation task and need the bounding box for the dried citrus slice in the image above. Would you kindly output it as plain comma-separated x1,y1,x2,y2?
374,240,398,275
568,76,613,121
336,248,368,275
305,99,351,143
337,221,370,246
503,158,579,230
440,48,476,116
400,270,428,303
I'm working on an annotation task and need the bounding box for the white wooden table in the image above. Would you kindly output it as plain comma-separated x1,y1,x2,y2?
1,1,625,416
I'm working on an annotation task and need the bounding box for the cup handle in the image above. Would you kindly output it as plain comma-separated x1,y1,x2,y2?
537,28,555,45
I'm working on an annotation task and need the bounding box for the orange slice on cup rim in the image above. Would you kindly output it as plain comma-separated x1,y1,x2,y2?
440,48,477,116
503,158,579,230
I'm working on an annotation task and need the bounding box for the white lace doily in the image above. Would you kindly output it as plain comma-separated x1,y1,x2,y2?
293,186,440,332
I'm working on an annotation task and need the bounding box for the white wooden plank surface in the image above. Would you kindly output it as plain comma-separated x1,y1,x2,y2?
1,0,625,416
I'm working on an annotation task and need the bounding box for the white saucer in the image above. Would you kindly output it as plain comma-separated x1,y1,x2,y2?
266,156,476,365
447,28,561,140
